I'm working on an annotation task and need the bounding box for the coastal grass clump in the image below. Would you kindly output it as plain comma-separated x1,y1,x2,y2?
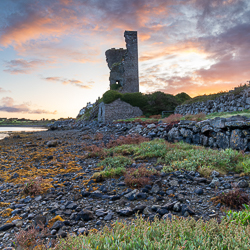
53,216,250,249
225,204,250,225
92,139,249,178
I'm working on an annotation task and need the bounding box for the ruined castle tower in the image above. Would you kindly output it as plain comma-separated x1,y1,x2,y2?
105,31,139,93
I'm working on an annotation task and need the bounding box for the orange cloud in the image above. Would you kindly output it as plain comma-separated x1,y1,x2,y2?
42,76,93,89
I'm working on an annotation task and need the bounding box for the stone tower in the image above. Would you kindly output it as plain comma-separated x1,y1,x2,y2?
105,31,139,93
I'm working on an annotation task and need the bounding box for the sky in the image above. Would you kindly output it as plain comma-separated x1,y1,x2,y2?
0,0,250,119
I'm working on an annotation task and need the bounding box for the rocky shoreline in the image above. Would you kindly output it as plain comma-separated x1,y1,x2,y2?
0,121,250,249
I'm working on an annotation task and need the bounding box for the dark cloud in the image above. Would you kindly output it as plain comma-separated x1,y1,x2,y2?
0,97,57,114
4,59,50,74
0,0,250,96
42,76,93,89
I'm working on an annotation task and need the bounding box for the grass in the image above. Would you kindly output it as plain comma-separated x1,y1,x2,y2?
53,216,250,249
206,109,250,120
89,139,250,179
225,204,250,226
116,109,250,124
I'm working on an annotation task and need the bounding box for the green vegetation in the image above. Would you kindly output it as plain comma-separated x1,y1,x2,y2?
88,139,250,179
225,204,250,225
0,119,52,126
175,92,192,104
110,83,122,90
102,90,191,117
54,216,250,249
103,90,122,104
97,155,132,169
183,82,250,105
206,109,250,120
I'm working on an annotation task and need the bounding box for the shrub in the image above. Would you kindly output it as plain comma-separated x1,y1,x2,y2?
211,187,249,209
175,92,191,104
120,92,148,109
103,90,122,104
124,166,158,188
142,91,179,116
162,114,183,123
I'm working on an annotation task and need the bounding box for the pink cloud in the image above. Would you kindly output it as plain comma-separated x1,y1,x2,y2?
4,59,51,74
0,97,57,114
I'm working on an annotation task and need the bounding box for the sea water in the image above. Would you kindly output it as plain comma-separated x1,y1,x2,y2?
0,127,47,140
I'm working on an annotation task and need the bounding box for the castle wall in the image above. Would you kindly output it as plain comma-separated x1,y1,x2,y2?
105,31,139,93
98,99,143,123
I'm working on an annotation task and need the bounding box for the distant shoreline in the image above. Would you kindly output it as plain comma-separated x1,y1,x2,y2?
0,125,48,128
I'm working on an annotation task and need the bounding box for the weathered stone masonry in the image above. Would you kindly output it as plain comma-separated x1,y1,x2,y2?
175,88,250,115
98,98,143,123
167,116,250,151
105,31,139,93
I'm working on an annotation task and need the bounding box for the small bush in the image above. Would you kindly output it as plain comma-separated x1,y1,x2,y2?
211,187,249,209
23,177,43,196
103,90,122,104
124,166,158,188
162,114,183,123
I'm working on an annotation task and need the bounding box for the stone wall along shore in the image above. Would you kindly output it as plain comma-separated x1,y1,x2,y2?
175,88,250,115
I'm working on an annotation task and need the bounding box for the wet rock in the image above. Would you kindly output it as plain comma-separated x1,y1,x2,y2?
117,207,133,216
0,224,15,232
104,212,114,221
133,205,146,214
151,184,160,194
173,202,181,212
47,140,58,147
194,188,203,195
211,171,220,178
76,210,94,221
209,178,220,188
181,204,195,216
51,221,64,230
237,180,249,188
77,227,88,235
156,208,169,216
162,213,173,220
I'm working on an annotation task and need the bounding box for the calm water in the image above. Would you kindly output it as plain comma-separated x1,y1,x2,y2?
0,127,47,140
